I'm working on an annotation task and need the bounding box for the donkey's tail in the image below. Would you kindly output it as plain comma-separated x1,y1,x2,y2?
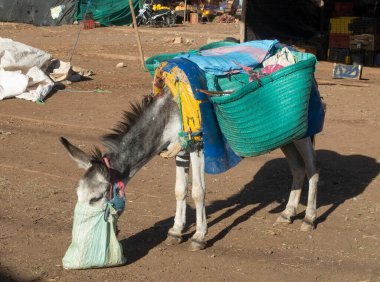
310,135,316,148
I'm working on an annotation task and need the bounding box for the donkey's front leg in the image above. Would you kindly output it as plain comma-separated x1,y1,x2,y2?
189,150,207,251
166,153,190,245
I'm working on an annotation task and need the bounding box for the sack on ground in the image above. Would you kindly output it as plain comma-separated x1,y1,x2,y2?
62,202,126,269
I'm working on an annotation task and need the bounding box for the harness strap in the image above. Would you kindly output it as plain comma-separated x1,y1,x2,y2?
103,157,113,200
175,77,184,133
103,157,126,208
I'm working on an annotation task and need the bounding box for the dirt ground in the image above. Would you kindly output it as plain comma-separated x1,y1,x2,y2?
0,22,379,282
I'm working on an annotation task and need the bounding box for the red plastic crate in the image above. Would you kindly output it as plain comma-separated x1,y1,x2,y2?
333,2,354,17
329,33,350,48
80,20,95,30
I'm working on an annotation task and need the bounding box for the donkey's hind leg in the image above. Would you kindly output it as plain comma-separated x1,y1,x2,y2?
276,142,306,225
189,150,207,251
294,137,319,231
166,153,190,245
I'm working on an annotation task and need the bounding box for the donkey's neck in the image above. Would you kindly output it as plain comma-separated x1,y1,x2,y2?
105,93,179,182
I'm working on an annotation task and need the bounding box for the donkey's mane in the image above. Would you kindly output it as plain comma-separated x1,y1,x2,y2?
102,94,155,150
85,146,110,178
89,147,104,163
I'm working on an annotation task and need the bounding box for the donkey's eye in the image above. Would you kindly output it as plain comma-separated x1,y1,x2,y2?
89,195,103,204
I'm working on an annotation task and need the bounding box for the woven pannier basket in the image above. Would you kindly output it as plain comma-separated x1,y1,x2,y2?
210,54,317,157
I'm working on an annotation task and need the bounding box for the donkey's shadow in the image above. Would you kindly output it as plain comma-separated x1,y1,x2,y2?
122,150,379,262
121,217,174,265
206,150,379,246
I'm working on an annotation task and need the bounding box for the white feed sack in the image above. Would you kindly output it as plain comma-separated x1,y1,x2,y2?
62,202,126,269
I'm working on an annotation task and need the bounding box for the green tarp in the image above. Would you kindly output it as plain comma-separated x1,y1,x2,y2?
75,0,140,26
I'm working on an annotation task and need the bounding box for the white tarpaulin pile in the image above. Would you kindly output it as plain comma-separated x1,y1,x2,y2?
0,37,92,102
0,38,55,101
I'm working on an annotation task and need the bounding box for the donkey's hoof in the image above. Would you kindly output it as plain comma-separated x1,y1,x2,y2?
300,219,315,232
165,233,183,245
189,239,206,251
275,214,292,225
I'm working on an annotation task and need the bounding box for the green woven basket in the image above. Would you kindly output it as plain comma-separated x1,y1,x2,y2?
145,50,200,76
145,52,183,76
199,41,238,51
210,55,317,157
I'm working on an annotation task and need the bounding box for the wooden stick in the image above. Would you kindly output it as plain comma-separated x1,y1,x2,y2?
317,79,369,87
240,0,247,43
184,0,188,23
129,0,147,71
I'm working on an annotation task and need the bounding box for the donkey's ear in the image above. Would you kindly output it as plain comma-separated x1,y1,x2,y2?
60,137,92,170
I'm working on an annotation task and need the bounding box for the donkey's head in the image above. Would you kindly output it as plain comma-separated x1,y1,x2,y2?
60,137,110,208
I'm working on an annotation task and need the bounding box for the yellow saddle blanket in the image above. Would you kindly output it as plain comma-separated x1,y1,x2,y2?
153,62,202,139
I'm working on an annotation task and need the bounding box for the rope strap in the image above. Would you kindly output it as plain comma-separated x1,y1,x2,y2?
103,157,126,219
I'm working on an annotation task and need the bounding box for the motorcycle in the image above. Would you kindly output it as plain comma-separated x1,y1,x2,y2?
136,1,176,27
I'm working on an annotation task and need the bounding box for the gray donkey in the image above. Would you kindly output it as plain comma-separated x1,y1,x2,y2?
61,86,319,251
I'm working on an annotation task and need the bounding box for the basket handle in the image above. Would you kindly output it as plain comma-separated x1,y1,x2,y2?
196,88,234,96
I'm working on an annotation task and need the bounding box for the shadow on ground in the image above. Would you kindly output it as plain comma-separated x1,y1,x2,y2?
206,150,379,247
0,270,24,282
123,149,379,261
121,217,174,265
